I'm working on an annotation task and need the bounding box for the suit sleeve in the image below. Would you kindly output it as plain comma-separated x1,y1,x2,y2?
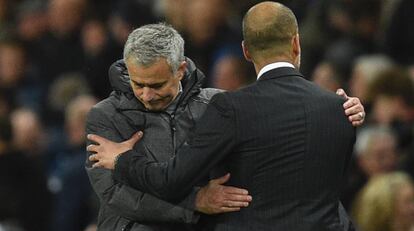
85,106,199,224
114,93,237,201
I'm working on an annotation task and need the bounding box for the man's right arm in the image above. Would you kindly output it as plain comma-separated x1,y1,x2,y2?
85,105,200,224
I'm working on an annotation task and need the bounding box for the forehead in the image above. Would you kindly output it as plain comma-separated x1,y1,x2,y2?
126,58,174,84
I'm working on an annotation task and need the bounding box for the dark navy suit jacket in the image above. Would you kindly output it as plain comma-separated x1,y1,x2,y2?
115,67,356,231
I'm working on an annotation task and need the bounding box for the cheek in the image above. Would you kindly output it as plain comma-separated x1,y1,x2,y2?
133,88,142,96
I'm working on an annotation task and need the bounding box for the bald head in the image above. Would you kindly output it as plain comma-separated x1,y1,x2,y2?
243,2,298,61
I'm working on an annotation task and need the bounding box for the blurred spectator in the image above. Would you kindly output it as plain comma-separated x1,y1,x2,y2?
0,40,44,113
349,54,394,104
211,55,255,91
0,0,10,35
107,0,156,56
10,108,47,158
0,41,26,89
81,19,115,99
35,0,87,84
16,0,48,43
183,0,242,85
342,126,399,209
300,0,383,78
0,91,13,118
367,67,414,126
352,172,414,231
49,95,98,231
48,0,87,38
356,127,398,177
311,61,344,92
46,72,91,124
163,0,187,32
0,117,51,231
323,0,383,79
299,0,354,77
383,0,414,66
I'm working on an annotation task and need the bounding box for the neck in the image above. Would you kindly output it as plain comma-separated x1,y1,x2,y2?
253,57,296,75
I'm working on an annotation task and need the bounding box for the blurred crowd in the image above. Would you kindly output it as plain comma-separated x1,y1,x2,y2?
0,0,413,231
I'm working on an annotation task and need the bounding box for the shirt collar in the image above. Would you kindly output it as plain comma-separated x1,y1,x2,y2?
257,62,295,80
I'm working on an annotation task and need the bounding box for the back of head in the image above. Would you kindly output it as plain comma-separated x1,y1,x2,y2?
123,23,185,73
242,1,298,61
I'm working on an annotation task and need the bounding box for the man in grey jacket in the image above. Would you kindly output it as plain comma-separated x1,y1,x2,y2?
86,23,365,231
85,24,253,231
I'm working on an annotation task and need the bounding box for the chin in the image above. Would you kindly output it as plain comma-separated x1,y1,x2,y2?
145,104,167,112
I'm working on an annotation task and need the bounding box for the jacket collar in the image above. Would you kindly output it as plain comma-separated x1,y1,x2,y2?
257,67,304,82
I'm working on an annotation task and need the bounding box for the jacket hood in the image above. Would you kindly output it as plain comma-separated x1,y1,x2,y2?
108,57,204,98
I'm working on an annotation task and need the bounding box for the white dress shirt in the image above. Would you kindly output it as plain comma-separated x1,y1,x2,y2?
257,62,295,80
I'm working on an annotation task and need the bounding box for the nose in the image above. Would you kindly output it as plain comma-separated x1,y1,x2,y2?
141,87,155,102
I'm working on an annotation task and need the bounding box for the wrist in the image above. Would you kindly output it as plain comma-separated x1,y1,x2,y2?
194,187,207,213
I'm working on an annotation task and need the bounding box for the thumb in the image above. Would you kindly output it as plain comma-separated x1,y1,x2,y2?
126,131,143,145
211,173,231,185
336,88,348,100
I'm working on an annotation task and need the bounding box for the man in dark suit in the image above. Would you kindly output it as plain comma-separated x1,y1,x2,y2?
89,2,359,230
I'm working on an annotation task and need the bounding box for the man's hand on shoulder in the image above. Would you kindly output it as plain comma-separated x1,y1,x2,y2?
87,131,143,169
195,173,252,215
336,88,365,127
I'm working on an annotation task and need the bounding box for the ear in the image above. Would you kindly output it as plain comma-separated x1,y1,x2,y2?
242,41,252,62
176,61,187,80
292,33,301,58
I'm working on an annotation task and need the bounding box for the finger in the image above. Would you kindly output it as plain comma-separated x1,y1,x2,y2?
348,114,364,123
86,144,99,153
92,161,102,168
224,200,250,208
335,88,348,99
224,194,252,202
344,105,363,116
125,131,144,146
218,207,241,213
222,186,249,195
352,120,364,127
210,173,231,185
88,154,97,162
87,134,106,145
343,97,359,109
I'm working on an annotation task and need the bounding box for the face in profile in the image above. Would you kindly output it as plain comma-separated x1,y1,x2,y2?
126,58,185,111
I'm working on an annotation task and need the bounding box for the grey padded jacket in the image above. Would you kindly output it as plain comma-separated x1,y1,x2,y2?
85,58,222,231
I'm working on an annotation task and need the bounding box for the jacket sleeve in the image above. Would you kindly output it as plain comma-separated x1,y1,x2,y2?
85,105,200,224
114,93,237,201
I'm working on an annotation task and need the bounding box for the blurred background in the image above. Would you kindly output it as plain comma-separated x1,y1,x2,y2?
0,0,413,231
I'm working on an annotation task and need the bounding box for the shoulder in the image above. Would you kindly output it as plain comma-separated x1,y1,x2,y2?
86,95,118,126
190,88,224,104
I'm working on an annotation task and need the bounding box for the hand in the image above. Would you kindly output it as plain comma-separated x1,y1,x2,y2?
195,173,252,214
336,88,365,127
87,131,143,169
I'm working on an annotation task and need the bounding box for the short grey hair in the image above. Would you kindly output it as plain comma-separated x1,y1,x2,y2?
123,23,185,73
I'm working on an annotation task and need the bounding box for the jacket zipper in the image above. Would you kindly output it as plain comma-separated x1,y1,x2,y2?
170,114,177,155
